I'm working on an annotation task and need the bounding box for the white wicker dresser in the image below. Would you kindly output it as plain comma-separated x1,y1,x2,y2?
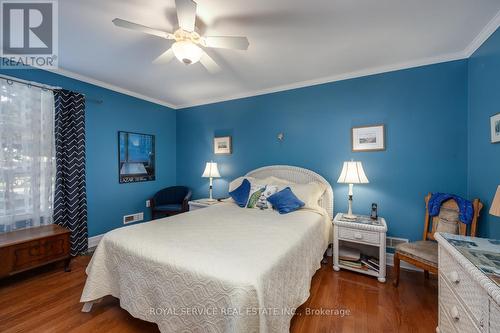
435,232,500,333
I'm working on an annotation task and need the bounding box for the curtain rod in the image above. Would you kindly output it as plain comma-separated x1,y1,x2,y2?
0,74,103,104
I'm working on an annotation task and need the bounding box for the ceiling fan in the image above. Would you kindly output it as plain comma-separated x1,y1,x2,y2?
112,0,249,73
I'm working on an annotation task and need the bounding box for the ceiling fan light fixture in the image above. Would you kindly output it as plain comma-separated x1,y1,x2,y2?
172,40,202,65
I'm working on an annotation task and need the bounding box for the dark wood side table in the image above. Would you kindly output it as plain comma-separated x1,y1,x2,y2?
0,224,72,278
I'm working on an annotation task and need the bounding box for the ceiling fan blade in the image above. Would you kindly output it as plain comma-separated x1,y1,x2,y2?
199,51,221,74
112,18,174,39
175,0,197,32
203,36,249,50
153,48,175,64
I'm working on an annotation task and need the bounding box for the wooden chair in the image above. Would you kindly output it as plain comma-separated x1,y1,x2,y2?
393,193,482,286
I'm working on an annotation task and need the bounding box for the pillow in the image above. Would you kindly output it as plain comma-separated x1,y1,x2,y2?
267,187,305,214
228,176,261,192
255,185,278,209
287,182,326,211
229,178,251,207
246,184,266,208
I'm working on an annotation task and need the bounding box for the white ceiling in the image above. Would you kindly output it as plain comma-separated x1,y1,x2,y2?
58,0,500,108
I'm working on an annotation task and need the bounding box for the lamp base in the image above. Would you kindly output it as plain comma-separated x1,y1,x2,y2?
342,213,357,220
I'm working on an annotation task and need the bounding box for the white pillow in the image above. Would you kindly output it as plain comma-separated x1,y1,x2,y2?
287,182,326,211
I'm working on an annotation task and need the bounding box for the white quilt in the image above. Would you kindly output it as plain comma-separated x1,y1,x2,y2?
80,203,330,333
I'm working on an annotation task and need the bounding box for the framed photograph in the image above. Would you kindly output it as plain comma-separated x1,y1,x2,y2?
352,125,385,152
491,113,500,144
214,136,232,154
118,131,155,183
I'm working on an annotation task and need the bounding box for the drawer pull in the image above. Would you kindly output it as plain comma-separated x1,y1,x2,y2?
450,306,460,321
449,271,460,284
354,232,363,239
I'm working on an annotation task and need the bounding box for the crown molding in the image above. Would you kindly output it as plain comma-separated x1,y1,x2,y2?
176,51,467,109
463,10,500,58
45,67,177,109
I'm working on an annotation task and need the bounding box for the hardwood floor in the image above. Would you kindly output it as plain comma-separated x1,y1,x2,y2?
0,255,437,332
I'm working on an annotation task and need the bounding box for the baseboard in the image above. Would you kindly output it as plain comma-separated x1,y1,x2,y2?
88,234,104,249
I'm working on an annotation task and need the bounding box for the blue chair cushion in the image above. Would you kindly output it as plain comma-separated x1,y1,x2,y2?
266,187,304,214
154,204,182,211
229,178,251,207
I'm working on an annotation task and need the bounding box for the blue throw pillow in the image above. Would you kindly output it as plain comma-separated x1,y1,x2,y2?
229,178,251,207
266,187,305,214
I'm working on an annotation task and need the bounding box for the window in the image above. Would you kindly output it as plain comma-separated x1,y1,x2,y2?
0,80,55,233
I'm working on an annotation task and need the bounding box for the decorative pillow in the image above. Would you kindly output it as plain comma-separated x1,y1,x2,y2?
229,177,253,193
255,185,278,209
246,184,266,208
267,187,305,214
229,178,251,207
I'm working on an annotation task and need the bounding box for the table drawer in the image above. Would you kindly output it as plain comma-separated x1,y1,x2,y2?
439,275,482,333
11,235,69,272
439,304,457,333
439,246,489,328
338,227,379,245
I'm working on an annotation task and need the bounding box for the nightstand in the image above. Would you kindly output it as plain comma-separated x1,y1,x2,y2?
333,213,387,282
188,199,222,211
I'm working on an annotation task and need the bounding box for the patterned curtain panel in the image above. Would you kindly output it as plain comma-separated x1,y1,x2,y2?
54,90,88,256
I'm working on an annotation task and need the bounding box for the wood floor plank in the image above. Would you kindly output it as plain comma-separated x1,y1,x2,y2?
0,255,437,332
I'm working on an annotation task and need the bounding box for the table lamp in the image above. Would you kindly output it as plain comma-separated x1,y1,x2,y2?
337,161,369,219
490,185,500,217
202,161,220,201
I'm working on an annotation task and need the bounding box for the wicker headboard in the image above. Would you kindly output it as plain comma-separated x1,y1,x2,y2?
245,165,334,219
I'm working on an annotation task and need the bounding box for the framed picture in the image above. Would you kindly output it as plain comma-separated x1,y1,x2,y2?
352,125,385,152
214,136,232,155
118,131,155,183
491,113,500,144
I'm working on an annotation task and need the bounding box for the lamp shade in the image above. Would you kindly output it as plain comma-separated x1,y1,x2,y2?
337,161,369,184
202,162,220,178
490,185,500,217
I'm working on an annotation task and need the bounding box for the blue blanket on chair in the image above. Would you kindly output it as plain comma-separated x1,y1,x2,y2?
428,193,473,225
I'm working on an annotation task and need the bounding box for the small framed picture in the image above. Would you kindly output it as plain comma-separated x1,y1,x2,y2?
214,136,232,154
491,113,500,144
352,125,385,152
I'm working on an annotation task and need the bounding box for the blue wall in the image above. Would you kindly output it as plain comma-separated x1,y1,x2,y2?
177,61,469,241
468,28,500,239
0,68,177,237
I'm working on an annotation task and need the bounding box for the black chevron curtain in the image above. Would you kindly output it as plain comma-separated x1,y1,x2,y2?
54,89,88,256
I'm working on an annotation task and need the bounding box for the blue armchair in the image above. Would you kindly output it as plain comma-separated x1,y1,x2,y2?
151,186,192,219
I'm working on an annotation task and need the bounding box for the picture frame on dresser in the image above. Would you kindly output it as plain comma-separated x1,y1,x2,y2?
491,113,500,143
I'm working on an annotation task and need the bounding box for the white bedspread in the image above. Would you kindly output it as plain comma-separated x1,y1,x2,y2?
80,203,330,333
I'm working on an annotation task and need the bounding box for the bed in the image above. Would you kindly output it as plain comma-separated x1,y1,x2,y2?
80,165,333,332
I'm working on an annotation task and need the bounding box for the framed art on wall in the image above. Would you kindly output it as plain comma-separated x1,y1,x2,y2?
491,113,500,144
214,136,232,154
118,131,155,183
352,125,385,152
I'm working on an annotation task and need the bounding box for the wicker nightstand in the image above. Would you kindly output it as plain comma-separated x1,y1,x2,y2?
333,213,387,282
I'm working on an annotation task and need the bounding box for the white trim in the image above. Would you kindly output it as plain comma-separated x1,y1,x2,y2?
88,233,104,249
463,10,500,57
45,68,177,109
176,51,466,109
386,252,422,272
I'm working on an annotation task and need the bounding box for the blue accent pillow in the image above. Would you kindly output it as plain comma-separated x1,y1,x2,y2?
229,178,251,207
266,187,305,214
